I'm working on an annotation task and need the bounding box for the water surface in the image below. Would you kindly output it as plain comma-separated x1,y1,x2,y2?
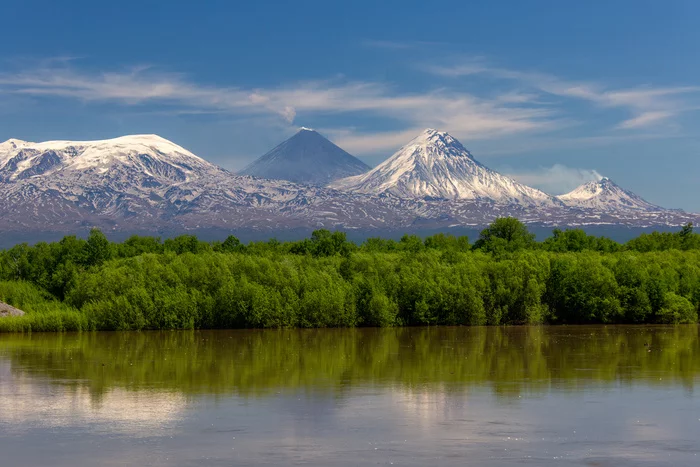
1,326,699,466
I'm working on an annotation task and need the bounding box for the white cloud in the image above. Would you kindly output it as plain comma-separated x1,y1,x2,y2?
1,58,697,158
0,64,562,154
426,59,700,131
504,164,603,195
617,111,673,129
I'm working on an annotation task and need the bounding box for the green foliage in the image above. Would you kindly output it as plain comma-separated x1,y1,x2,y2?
424,233,470,252
626,223,700,252
545,254,622,323
84,228,113,266
0,311,89,333
473,217,535,253
114,235,164,257
164,235,210,254
658,292,698,324
542,228,621,253
290,230,357,257
0,281,78,315
1,219,700,332
218,235,244,253
0,280,89,333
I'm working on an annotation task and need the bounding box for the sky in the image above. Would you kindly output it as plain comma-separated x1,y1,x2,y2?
1,0,699,210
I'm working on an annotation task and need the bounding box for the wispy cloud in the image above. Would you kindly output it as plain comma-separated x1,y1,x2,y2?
504,164,603,194
1,58,698,156
427,59,700,131
616,111,673,129
0,63,563,153
0,66,300,121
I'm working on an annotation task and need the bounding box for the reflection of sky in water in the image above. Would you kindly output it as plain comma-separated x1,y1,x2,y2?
1,355,699,466
0,359,186,435
1,325,700,467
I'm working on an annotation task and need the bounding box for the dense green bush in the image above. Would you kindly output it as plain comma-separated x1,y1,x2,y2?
1,221,700,331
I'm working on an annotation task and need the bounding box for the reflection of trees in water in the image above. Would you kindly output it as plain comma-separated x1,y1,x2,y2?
0,326,698,400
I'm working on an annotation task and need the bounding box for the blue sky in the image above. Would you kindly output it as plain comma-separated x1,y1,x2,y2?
2,0,700,209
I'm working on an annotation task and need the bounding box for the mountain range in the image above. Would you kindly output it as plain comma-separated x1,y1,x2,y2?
0,128,696,241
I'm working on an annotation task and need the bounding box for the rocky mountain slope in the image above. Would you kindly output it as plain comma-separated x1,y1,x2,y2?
330,129,558,207
239,128,370,186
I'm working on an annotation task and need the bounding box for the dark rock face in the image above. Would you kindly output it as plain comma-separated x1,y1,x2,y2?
17,151,63,179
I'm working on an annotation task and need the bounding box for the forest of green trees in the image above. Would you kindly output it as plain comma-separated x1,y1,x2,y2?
1,218,700,332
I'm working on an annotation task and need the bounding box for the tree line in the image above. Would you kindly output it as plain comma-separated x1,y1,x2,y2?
1,218,699,331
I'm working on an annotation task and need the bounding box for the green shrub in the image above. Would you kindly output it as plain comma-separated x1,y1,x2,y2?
658,293,698,324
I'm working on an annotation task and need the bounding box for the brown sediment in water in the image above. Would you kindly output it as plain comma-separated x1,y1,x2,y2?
0,301,24,317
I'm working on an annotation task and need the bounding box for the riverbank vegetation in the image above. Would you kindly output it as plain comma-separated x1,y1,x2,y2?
1,219,699,331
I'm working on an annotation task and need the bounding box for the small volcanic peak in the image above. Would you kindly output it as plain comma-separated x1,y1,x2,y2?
239,128,370,186
557,177,661,212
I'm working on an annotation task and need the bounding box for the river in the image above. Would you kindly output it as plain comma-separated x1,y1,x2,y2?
0,326,699,466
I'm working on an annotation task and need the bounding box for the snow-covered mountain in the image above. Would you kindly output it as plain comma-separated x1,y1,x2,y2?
239,128,370,186
0,134,221,184
330,129,558,207
0,133,696,239
557,177,661,212
0,134,315,222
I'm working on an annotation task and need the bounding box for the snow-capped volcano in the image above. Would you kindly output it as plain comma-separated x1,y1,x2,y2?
0,134,218,183
239,127,370,186
0,132,696,239
330,129,558,206
557,177,661,212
